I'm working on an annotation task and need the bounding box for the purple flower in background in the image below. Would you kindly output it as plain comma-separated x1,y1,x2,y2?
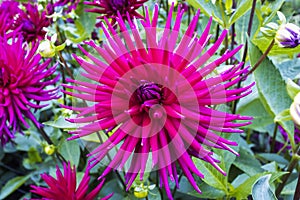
13,3,51,42
274,126,300,152
275,23,300,48
85,0,148,26
64,4,253,199
53,0,81,13
0,35,59,145
30,162,112,200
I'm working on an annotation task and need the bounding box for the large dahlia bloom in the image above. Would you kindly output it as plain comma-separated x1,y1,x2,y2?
85,0,147,26
64,4,253,199
31,162,112,200
0,36,59,145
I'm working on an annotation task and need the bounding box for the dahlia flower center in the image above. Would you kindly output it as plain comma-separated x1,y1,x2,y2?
110,0,128,11
136,82,162,105
22,20,35,33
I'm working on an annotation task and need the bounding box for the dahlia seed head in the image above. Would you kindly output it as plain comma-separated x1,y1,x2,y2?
64,4,253,199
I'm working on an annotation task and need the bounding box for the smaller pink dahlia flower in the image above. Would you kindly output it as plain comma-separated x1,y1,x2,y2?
85,0,148,26
14,3,51,42
0,35,59,145
31,162,113,200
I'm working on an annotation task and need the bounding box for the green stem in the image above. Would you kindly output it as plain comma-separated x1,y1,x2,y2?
275,145,300,197
271,123,279,152
294,171,300,200
232,0,257,114
96,132,127,191
244,39,275,77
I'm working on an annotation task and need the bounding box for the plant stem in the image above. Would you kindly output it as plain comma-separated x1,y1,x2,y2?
57,51,74,80
243,39,275,78
35,125,67,164
172,172,183,196
275,145,300,197
271,123,279,152
232,0,257,114
294,171,300,200
96,132,127,191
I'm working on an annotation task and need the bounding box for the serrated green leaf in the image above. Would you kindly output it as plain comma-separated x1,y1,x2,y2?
59,139,80,167
248,40,295,149
252,174,277,200
229,0,252,26
0,175,31,199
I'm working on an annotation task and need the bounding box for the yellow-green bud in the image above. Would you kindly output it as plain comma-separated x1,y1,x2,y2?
38,40,56,58
44,144,56,155
134,188,148,199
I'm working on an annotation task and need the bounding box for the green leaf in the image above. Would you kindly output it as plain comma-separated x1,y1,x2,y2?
76,2,97,36
186,0,224,27
248,40,295,148
235,1,261,49
286,78,300,99
192,158,227,191
188,181,226,198
276,59,300,81
192,133,238,193
59,139,80,167
257,153,289,165
233,147,263,176
0,175,31,199
274,109,292,124
237,84,273,132
43,116,78,130
252,174,277,200
229,0,252,26
230,173,270,200
262,0,285,24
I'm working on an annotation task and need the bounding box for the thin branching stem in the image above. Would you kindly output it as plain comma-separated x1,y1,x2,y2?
232,0,257,114
275,145,300,197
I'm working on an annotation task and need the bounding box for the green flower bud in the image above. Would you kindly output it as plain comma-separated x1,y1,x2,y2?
290,92,300,127
38,40,56,58
44,144,56,155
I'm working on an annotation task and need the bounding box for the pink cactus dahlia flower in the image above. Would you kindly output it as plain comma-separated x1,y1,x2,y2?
85,0,148,26
63,4,253,199
13,3,51,42
31,162,112,200
0,35,59,145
